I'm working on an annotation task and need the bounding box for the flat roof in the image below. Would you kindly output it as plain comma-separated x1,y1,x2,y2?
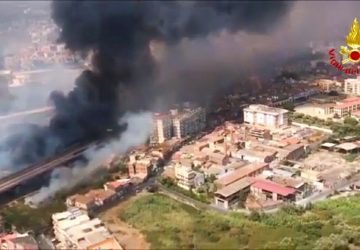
252,179,296,196
87,237,123,250
215,163,268,187
271,176,305,189
335,142,359,151
215,177,254,198
321,142,336,148
244,104,288,115
237,148,275,159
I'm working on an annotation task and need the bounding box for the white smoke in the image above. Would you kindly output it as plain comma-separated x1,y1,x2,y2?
26,111,153,205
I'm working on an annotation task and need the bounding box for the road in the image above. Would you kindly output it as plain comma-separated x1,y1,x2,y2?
296,173,360,207
0,142,95,194
0,106,53,122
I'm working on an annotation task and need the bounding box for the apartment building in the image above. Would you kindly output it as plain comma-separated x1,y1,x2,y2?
52,208,122,249
244,104,289,128
172,107,206,139
52,208,91,248
334,97,360,117
150,113,173,144
344,77,360,96
175,164,196,190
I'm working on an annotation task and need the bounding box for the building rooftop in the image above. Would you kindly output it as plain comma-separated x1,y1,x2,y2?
87,237,123,250
252,179,296,196
105,179,131,190
215,177,254,198
68,189,116,206
334,97,360,109
237,148,276,159
215,163,268,187
321,142,337,148
244,104,288,115
65,218,114,249
272,168,294,178
53,208,90,231
335,142,360,151
271,176,305,189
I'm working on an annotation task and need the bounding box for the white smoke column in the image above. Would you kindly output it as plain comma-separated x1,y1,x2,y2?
26,111,152,205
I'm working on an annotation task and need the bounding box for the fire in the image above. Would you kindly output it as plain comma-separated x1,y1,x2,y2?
346,18,360,48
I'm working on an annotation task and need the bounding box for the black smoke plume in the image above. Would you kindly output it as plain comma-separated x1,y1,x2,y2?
1,1,293,169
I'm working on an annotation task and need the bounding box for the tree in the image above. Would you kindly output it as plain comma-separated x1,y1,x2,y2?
314,234,349,250
207,174,217,183
279,237,297,249
160,176,175,187
249,211,262,222
344,117,358,126
282,102,295,112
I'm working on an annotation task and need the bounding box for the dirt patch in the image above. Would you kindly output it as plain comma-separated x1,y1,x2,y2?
100,193,150,250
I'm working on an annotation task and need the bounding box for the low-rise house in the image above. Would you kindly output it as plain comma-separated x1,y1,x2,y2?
250,179,296,202
335,142,360,154
234,148,276,163
66,189,116,214
104,179,133,196
271,176,310,199
208,152,230,165
215,163,269,189
214,177,254,210
301,169,321,182
272,168,295,178
0,232,39,250
277,144,306,161
128,162,152,180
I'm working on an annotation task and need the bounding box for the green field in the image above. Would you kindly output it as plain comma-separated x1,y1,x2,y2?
1,199,66,233
120,194,360,250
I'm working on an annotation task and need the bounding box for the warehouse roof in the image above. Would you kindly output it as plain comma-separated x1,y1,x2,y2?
215,177,254,198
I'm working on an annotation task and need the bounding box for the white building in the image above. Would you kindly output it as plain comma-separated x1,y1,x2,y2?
52,208,90,247
52,208,122,249
344,77,360,96
150,113,173,144
244,104,289,128
175,164,196,190
172,107,206,138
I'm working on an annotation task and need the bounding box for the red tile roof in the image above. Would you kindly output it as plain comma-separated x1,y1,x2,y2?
334,97,360,109
252,179,296,196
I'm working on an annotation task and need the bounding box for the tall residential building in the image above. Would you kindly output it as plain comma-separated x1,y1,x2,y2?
172,107,206,139
243,104,289,128
175,164,196,190
150,113,173,144
344,77,360,95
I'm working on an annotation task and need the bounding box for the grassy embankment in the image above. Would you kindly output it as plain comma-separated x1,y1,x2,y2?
120,193,360,250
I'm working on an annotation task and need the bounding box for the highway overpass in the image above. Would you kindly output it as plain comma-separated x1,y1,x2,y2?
0,142,95,194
